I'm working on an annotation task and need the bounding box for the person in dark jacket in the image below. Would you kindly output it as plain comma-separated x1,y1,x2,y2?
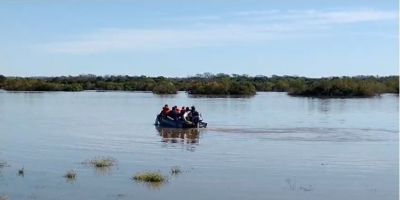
191,106,200,124
191,106,199,116
171,106,179,120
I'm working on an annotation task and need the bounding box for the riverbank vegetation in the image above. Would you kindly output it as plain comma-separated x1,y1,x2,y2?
287,77,397,97
0,73,398,97
152,80,177,94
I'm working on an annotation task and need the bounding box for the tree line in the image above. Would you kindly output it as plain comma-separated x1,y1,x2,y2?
0,73,398,97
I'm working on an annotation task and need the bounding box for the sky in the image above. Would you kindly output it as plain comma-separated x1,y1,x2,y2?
0,0,398,77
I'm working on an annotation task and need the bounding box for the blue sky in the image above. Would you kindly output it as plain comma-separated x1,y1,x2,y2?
0,0,398,77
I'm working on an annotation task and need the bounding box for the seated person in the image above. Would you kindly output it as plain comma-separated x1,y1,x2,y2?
160,104,170,116
170,106,179,120
180,106,186,117
183,107,191,121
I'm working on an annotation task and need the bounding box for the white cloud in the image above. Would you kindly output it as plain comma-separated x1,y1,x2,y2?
292,10,397,24
40,27,276,54
232,9,281,17
231,9,397,24
38,9,397,54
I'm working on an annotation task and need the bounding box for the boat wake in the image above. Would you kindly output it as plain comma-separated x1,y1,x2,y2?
206,127,398,142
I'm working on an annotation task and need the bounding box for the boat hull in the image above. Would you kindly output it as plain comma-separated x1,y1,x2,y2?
155,115,207,128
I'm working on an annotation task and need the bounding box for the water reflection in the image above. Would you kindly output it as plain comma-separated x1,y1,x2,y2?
307,98,333,113
156,127,200,144
93,166,115,176
134,180,167,190
188,94,254,98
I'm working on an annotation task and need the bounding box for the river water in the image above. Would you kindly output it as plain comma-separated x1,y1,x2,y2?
0,91,398,200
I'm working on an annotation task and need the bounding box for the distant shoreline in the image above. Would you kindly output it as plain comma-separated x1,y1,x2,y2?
0,73,398,97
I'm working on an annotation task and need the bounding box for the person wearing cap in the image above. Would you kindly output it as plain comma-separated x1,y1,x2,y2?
191,106,199,117
191,106,200,124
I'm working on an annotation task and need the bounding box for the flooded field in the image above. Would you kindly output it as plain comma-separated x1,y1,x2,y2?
0,91,398,200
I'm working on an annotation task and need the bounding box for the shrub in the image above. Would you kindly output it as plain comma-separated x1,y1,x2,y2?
132,171,167,183
84,157,117,168
152,81,177,94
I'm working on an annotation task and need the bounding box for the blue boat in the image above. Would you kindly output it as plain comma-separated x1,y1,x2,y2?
154,114,207,128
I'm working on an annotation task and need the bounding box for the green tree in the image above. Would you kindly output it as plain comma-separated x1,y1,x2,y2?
152,81,177,94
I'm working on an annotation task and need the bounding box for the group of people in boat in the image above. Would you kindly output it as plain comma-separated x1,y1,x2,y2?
159,104,200,123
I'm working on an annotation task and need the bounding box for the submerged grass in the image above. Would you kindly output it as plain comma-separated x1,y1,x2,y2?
132,171,167,183
82,156,117,175
91,159,115,168
83,157,117,168
170,166,182,175
0,161,8,168
18,167,24,176
64,170,77,180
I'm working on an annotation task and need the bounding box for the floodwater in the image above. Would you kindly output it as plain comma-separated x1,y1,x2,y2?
0,91,398,200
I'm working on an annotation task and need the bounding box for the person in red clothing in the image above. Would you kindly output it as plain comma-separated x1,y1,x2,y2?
160,104,170,116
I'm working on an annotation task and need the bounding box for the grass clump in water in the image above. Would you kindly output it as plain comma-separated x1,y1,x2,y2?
92,159,114,168
170,166,182,175
18,167,24,176
132,171,167,183
64,170,77,180
0,161,8,168
84,157,116,168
